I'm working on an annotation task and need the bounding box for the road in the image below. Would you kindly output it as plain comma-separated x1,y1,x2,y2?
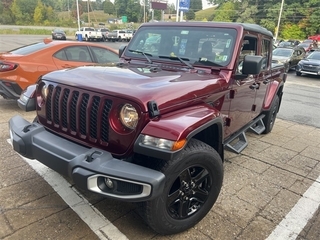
278,72,320,128
1,35,320,240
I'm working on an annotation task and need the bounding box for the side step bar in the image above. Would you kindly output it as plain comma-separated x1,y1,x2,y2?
224,115,266,154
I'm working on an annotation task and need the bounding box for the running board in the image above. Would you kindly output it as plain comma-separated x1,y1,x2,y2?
225,132,248,154
249,118,266,135
224,115,265,154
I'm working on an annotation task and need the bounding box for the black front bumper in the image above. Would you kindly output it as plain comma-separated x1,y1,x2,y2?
9,115,165,201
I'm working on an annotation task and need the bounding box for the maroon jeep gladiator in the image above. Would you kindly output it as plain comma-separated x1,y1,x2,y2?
9,22,286,235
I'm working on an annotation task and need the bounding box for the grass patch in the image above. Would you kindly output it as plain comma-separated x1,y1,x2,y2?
0,28,75,36
195,6,217,21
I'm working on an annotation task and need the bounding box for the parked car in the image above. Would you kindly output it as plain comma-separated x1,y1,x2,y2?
51,29,67,40
75,27,103,41
0,39,119,100
297,42,313,52
9,21,286,235
272,46,306,72
97,28,110,41
278,40,299,48
296,50,320,76
106,29,131,42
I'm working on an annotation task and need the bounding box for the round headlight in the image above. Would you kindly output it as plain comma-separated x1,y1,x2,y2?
119,104,138,129
41,84,48,100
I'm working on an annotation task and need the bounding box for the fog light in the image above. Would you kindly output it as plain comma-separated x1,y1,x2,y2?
105,178,114,189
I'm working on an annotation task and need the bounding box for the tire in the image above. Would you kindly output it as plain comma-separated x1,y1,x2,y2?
284,64,290,73
136,139,223,235
262,95,280,134
296,71,302,76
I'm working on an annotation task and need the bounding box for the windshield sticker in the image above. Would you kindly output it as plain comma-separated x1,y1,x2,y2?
226,39,231,48
179,39,187,55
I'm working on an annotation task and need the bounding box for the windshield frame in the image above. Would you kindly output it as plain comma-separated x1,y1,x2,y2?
124,26,238,68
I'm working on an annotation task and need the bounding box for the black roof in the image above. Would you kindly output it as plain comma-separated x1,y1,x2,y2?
141,21,273,38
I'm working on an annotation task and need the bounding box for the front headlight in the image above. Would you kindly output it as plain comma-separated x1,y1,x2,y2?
41,84,48,100
279,59,289,64
119,104,138,129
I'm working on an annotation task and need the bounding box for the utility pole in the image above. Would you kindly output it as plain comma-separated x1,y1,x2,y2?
76,0,80,31
275,0,284,41
87,0,90,25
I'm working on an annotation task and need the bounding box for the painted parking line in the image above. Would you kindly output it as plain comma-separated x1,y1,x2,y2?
266,175,320,240
7,139,128,240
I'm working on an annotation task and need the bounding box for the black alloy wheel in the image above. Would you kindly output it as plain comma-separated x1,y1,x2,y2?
137,139,223,235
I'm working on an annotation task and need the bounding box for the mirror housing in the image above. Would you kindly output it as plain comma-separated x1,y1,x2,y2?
242,55,265,75
119,45,126,58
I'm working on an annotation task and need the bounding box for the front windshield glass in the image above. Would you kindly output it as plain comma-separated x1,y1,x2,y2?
126,26,237,67
307,52,320,60
273,48,293,57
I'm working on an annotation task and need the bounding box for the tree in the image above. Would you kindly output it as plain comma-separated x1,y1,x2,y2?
34,0,44,24
114,0,142,22
213,2,236,22
186,10,195,20
281,23,306,40
190,0,202,12
0,0,14,23
104,0,115,15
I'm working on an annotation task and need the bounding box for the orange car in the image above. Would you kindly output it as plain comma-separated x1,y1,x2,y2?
0,39,119,100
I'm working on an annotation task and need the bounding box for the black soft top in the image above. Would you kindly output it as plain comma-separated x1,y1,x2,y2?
140,21,273,38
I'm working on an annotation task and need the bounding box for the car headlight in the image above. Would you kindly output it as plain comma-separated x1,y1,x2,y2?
41,84,49,100
279,59,289,64
119,104,138,129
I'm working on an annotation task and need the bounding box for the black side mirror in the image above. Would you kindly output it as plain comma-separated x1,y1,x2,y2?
242,55,265,75
119,45,126,58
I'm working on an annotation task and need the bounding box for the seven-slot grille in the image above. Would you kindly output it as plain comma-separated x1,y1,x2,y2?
45,84,112,143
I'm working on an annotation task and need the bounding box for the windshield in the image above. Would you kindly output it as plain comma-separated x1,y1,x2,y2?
307,52,320,60
126,26,237,67
273,48,293,57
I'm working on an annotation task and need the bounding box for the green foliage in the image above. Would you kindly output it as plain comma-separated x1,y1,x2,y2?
34,1,44,24
186,10,196,20
281,23,306,40
213,2,235,22
1,0,319,41
104,0,115,15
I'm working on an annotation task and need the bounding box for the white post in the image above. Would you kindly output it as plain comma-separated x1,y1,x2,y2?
180,11,183,22
76,0,80,30
275,0,284,41
176,0,179,22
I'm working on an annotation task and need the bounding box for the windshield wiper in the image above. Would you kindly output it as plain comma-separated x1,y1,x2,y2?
128,49,153,64
159,55,194,69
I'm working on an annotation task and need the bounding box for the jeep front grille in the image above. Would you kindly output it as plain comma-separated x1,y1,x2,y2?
44,85,112,143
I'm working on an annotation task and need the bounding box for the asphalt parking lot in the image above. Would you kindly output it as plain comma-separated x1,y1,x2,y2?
1,35,320,240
